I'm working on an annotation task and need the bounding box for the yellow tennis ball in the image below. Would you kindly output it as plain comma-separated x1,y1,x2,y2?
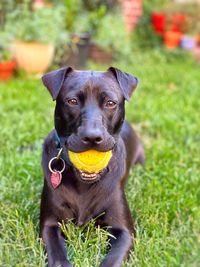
68,150,112,173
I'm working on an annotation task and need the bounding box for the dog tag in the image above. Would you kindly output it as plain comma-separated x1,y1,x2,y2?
50,170,62,189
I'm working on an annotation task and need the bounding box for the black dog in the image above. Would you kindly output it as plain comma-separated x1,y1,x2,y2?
40,67,144,267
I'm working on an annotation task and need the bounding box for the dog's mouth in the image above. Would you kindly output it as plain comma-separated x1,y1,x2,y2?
74,168,107,183
79,170,99,180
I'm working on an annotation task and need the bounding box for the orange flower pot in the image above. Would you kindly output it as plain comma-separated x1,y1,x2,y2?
164,31,182,49
12,41,54,74
0,60,16,81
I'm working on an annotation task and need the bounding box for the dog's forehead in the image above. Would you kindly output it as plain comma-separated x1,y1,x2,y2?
63,70,121,96
69,70,105,83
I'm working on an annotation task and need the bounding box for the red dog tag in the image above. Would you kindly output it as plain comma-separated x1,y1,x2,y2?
50,170,62,189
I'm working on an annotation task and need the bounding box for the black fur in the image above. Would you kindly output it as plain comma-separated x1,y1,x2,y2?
40,67,145,267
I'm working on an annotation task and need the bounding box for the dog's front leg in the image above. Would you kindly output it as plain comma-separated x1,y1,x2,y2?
99,195,134,267
41,224,72,267
100,228,132,267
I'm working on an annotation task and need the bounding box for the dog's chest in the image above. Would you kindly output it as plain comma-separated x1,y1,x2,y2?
55,183,108,226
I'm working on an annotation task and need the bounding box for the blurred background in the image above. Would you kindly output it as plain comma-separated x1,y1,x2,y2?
0,0,200,76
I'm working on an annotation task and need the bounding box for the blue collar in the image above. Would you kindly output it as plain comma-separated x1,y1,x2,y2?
54,130,62,150
53,130,69,163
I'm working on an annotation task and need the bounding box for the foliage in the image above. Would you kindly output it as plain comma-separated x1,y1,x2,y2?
131,15,163,50
142,0,171,14
4,1,67,44
0,51,200,266
73,5,107,36
0,1,16,61
0,0,15,28
63,0,82,32
0,31,13,61
92,9,159,58
62,0,107,35
83,0,119,11
93,10,132,58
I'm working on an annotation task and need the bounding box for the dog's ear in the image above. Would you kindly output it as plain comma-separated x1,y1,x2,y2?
108,67,138,101
42,67,73,100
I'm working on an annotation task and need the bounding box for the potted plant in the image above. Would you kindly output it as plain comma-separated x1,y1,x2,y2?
0,32,16,81
62,0,91,69
62,0,106,68
5,1,67,74
153,2,187,34
162,5,184,49
163,31,182,49
90,11,130,64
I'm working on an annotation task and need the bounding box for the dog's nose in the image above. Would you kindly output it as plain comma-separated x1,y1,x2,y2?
81,129,103,145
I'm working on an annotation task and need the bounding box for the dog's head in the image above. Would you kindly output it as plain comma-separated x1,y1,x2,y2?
42,67,138,182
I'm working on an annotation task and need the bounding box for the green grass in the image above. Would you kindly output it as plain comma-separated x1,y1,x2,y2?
0,50,200,266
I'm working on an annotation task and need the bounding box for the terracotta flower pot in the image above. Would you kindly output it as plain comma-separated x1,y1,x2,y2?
0,60,16,81
12,41,54,74
164,31,182,49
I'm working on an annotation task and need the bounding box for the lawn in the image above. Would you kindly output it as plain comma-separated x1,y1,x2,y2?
0,50,200,267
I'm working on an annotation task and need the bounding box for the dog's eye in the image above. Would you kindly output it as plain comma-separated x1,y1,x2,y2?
67,98,78,106
105,100,117,108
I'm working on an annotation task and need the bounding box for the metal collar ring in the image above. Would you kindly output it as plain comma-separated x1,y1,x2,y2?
48,157,65,174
